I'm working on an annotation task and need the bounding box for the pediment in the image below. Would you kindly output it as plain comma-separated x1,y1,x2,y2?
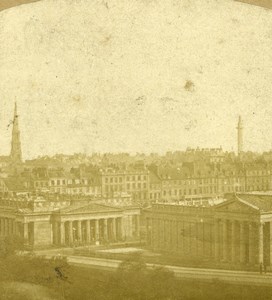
215,200,258,213
60,203,122,215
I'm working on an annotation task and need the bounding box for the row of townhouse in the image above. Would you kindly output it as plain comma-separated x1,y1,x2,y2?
148,162,272,203
1,162,271,205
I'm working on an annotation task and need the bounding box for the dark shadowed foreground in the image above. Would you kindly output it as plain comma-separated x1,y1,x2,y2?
1,238,272,300
0,282,59,300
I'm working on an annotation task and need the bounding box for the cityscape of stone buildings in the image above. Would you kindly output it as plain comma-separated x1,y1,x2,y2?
1,104,272,271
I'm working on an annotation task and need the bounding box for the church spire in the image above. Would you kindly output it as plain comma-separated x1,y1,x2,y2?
10,102,22,164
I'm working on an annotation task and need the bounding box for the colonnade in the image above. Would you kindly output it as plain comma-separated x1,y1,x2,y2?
0,217,21,237
148,216,267,266
214,219,262,265
54,215,140,246
147,218,214,257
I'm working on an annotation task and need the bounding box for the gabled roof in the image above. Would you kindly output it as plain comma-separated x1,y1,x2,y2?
58,203,122,214
236,193,272,212
218,193,272,213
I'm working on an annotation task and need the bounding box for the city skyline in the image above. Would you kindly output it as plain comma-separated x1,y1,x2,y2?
0,103,271,160
0,0,272,159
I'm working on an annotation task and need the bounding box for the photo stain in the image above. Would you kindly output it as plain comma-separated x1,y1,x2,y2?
184,80,194,92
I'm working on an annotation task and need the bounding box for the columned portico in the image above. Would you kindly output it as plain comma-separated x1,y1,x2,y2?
52,215,137,247
0,201,140,249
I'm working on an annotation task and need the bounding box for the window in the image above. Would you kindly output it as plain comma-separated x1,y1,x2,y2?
138,175,141,180
105,178,108,183
51,180,54,186
119,177,122,183
57,180,60,185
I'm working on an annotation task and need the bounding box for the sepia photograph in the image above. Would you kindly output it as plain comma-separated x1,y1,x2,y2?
0,0,272,299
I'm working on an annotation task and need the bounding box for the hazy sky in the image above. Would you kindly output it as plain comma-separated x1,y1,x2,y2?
0,0,272,159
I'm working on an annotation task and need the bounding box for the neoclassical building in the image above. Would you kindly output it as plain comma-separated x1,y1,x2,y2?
145,193,272,269
0,196,140,247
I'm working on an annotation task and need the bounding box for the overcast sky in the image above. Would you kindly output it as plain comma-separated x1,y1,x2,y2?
0,0,272,159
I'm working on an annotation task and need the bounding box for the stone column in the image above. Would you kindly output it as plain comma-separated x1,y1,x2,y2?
119,218,124,240
196,222,201,256
4,218,9,236
248,222,255,265
258,222,264,264
0,218,4,236
135,215,140,238
112,218,116,241
69,221,73,245
223,219,228,261
214,219,220,261
60,222,65,245
12,220,17,235
104,219,108,241
23,223,29,244
53,222,59,245
77,221,82,244
13,221,18,236
146,218,149,244
162,219,166,248
240,222,246,264
130,215,134,238
7,219,12,235
86,220,91,244
95,219,99,242
231,220,236,262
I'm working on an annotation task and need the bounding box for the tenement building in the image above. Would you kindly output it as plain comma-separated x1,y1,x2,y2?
144,193,272,269
0,195,140,247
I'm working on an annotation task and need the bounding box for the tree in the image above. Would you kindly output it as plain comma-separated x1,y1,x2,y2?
0,235,24,258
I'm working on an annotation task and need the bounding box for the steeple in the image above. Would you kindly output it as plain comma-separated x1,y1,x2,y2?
237,115,243,156
10,102,22,164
